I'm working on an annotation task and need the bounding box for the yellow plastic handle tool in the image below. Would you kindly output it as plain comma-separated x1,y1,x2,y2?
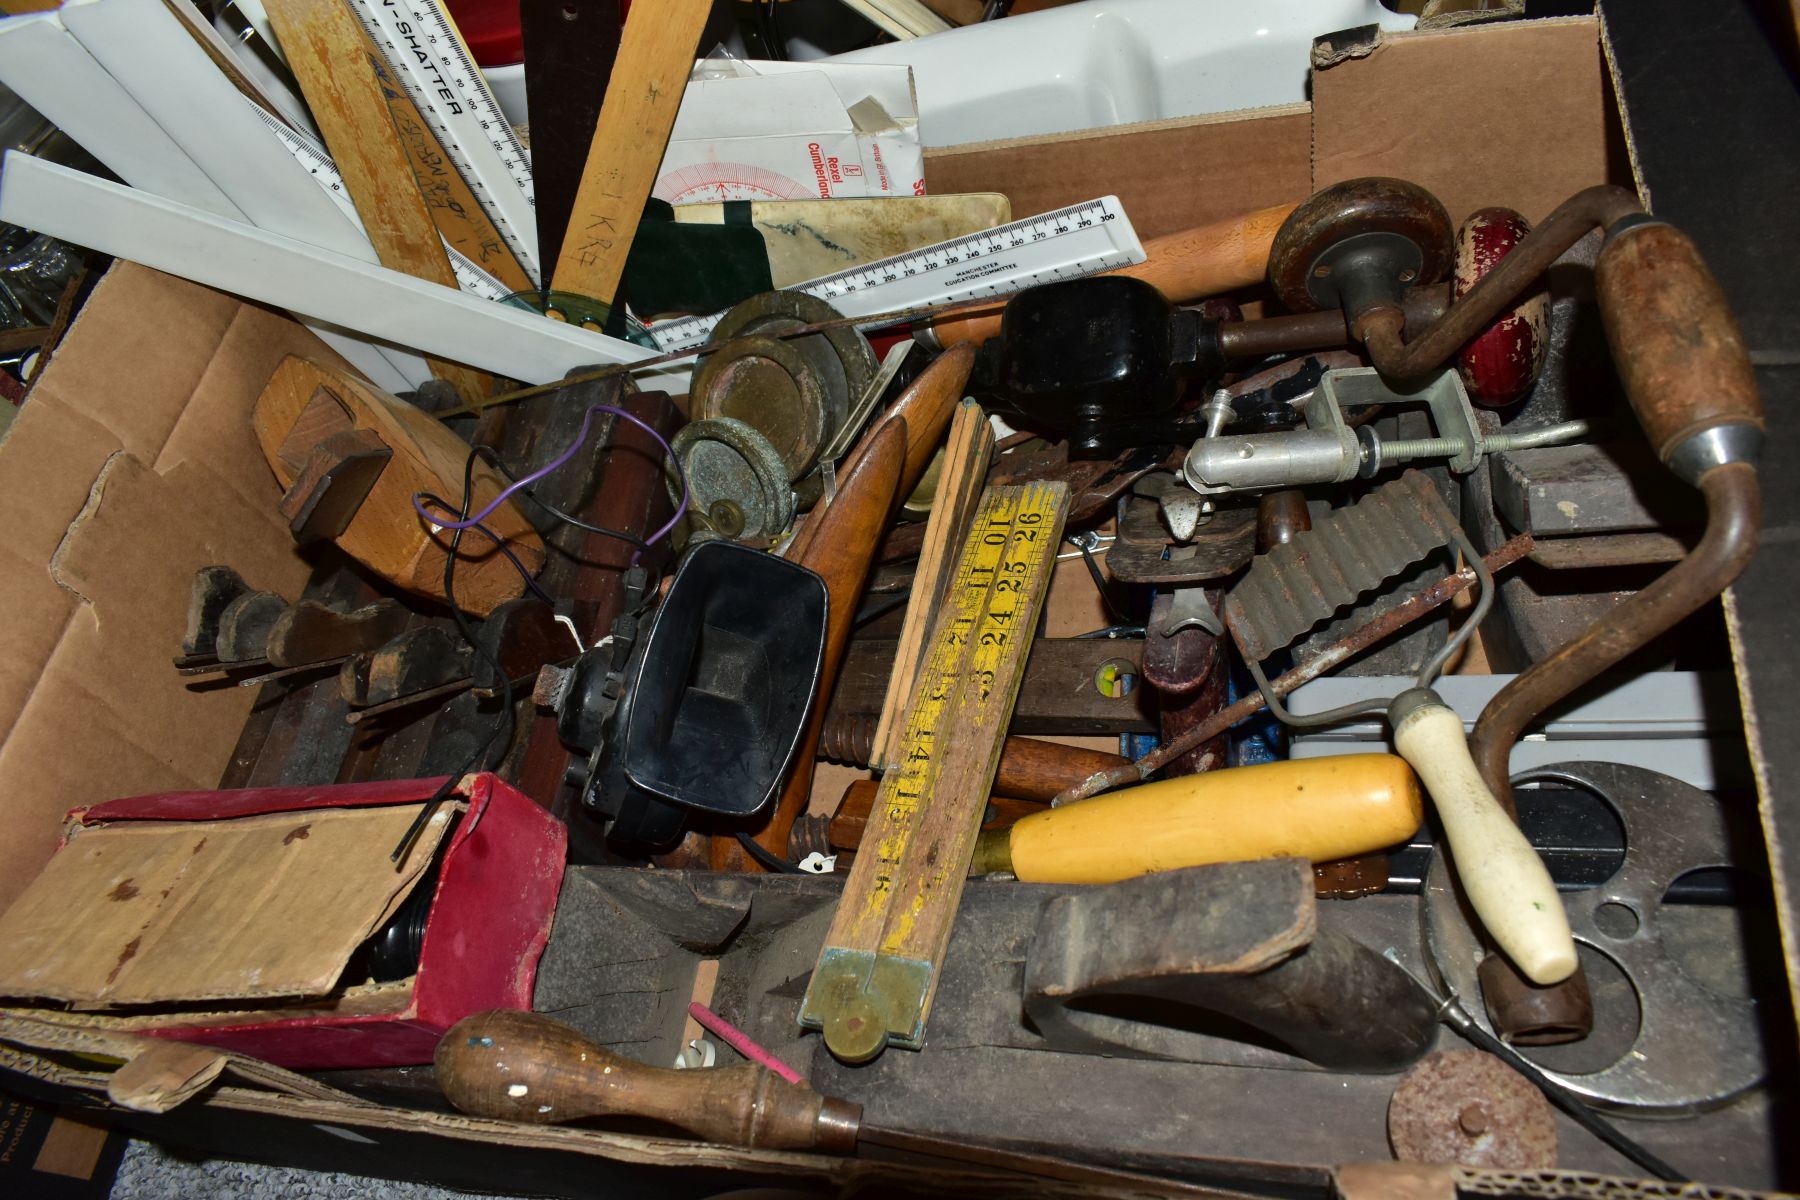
1389,689,1577,985
972,753,1423,885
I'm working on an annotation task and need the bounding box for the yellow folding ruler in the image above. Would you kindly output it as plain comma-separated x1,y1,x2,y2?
799,481,1069,1062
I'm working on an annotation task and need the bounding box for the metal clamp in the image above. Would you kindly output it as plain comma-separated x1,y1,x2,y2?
1181,367,1585,498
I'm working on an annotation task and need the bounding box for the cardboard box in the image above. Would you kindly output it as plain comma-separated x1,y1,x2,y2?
0,773,565,1070
0,12,1777,1197
656,60,925,203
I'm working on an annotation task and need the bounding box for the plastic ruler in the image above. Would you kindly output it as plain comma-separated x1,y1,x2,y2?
56,0,427,392
0,153,655,386
246,101,508,301
345,0,539,282
797,481,1069,1062
646,195,1143,353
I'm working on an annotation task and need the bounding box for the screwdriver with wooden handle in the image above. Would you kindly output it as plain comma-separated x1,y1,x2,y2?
968,754,1423,883
437,1010,1206,1194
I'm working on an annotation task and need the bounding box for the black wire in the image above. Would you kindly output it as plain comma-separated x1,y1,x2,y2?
853,590,911,629
1073,624,1147,640
1076,537,1135,626
735,830,802,873
762,0,786,60
390,446,520,864
416,486,556,605
468,442,655,555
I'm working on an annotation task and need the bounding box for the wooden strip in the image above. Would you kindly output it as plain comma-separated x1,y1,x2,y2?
870,399,994,769
263,0,489,401
834,484,1068,955
0,14,244,219
549,0,710,302
803,482,1067,1058
520,0,621,279
58,0,428,390
0,154,656,384
367,36,532,293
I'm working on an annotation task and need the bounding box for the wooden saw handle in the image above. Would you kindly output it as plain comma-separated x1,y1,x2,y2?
1391,694,1577,986
924,201,1299,349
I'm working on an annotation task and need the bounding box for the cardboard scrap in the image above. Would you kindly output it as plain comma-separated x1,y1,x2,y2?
1311,16,1611,225
0,264,331,915
0,803,449,1006
105,1039,227,1113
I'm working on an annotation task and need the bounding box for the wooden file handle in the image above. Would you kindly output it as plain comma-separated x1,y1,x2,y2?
437,1010,859,1152
1390,692,1577,985
923,201,1299,349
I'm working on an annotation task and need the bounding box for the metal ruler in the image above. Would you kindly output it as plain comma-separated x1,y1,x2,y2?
346,0,539,282
646,196,1144,353
798,481,1069,1062
246,100,508,301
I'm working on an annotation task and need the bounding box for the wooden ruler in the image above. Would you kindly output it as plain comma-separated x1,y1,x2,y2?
870,399,995,770
798,480,1068,1062
346,0,539,280
549,0,710,303
263,0,488,401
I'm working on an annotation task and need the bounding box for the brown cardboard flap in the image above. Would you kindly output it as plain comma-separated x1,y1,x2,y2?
1311,16,1612,225
0,265,341,915
0,803,449,1006
924,103,1313,242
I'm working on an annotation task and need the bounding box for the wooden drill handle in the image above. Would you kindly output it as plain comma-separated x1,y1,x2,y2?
972,754,1423,883
1391,698,1577,986
436,1010,858,1152
1594,221,1763,467
993,735,1129,802
924,201,1298,349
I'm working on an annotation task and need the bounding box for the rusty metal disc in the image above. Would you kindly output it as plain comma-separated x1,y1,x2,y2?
667,417,796,544
691,334,830,483
707,290,875,437
1388,1050,1557,1170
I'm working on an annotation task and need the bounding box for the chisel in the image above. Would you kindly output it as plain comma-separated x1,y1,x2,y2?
437,1009,1206,1195
967,754,1423,884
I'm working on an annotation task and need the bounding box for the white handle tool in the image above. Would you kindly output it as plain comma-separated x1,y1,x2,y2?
1389,688,1577,986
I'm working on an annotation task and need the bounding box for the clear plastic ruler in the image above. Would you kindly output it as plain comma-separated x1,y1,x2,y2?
246,100,508,301
345,0,538,282
645,196,1145,354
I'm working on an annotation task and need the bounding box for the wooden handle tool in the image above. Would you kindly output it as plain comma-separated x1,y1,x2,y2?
969,754,1423,883
1389,690,1577,986
437,1010,1211,1194
923,201,1298,349
438,1009,857,1150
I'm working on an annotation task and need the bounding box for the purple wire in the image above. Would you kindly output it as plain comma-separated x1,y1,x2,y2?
413,404,689,564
